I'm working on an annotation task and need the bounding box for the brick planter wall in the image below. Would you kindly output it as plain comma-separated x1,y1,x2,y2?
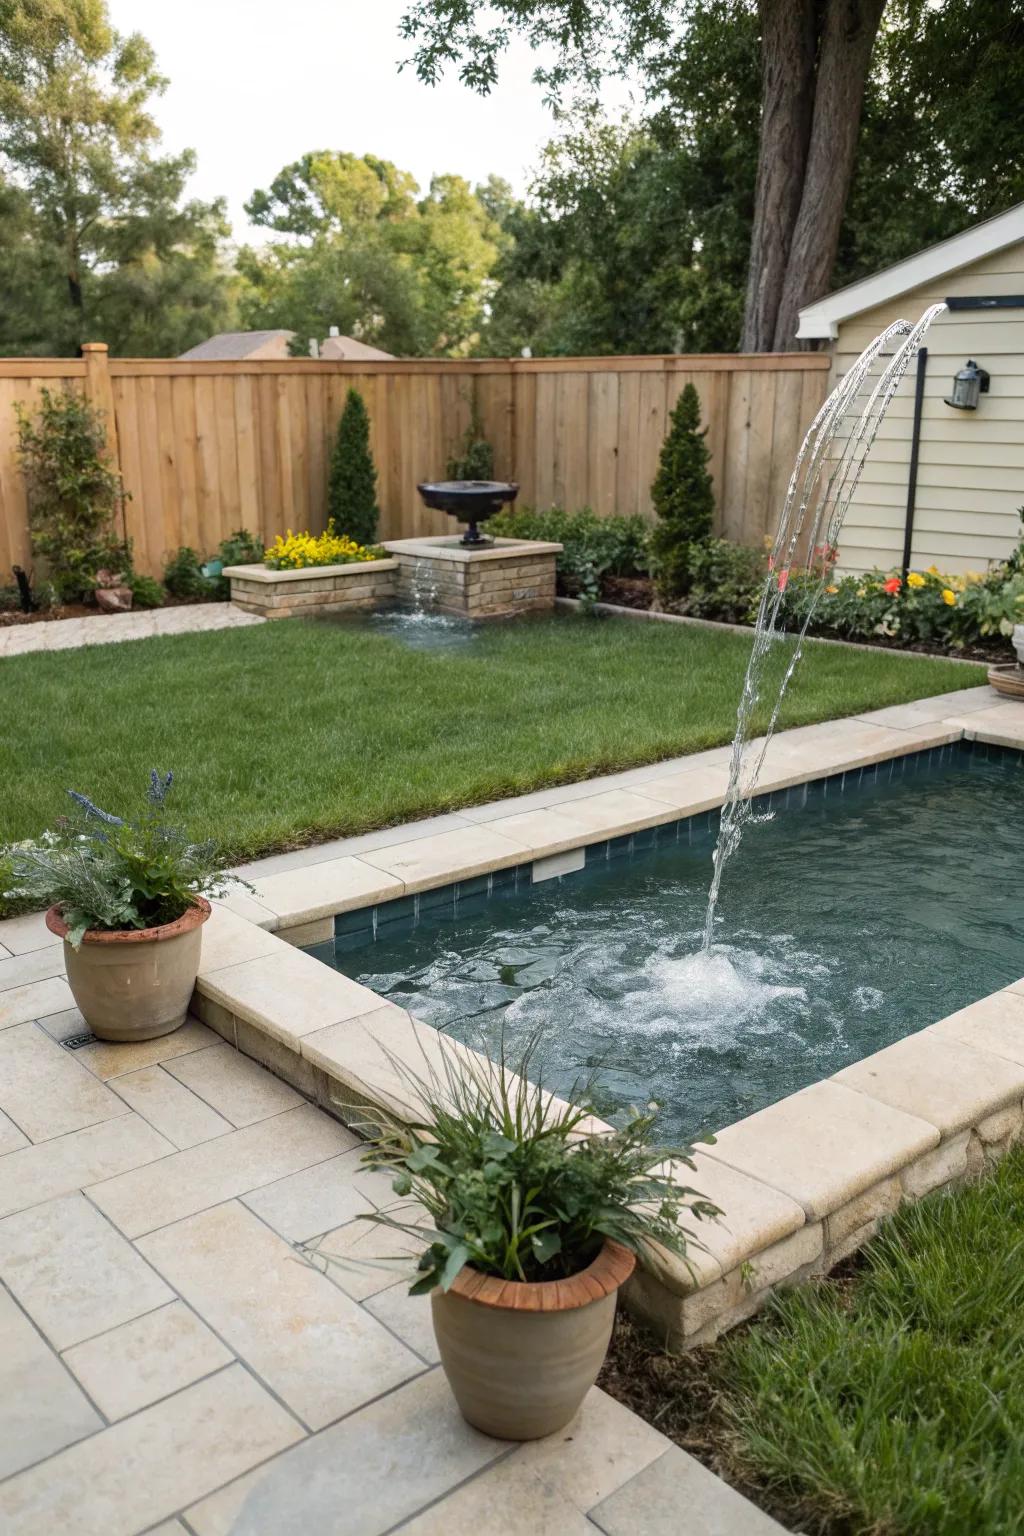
382,537,562,619
223,560,399,620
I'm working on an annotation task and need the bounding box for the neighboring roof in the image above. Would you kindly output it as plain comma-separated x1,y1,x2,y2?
319,334,394,361
178,330,296,360
797,203,1024,340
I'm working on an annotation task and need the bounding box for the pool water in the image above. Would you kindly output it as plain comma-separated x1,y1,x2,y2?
314,744,1024,1141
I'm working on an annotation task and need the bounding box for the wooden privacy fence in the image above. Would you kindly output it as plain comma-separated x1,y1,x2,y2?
0,346,830,581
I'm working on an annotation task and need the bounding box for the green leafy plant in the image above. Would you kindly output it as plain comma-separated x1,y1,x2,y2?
328,388,380,545
15,387,129,602
209,528,265,597
217,527,264,568
125,572,164,609
308,1038,719,1295
162,546,213,600
0,772,243,948
675,538,766,623
650,383,715,602
446,393,495,482
488,505,650,601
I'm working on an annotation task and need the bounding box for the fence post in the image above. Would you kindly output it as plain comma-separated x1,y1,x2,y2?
81,343,121,474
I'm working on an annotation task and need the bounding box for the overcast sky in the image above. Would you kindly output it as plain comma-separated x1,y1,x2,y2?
106,0,634,244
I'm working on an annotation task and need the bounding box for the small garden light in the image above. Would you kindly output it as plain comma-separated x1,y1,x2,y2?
944,359,990,410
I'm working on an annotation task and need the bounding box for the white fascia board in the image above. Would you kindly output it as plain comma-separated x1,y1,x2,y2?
797,203,1024,339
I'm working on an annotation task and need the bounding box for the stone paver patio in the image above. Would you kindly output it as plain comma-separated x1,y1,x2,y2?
0,980,782,1535
0,602,263,659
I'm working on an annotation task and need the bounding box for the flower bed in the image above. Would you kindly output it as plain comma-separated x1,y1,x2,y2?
263,529,385,570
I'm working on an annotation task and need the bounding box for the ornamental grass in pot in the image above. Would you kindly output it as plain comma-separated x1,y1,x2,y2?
1,772,241,1043
309,1041,719,1441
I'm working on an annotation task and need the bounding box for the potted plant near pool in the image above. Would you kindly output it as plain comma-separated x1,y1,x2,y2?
310,1044,719,1441
1,772,240,1042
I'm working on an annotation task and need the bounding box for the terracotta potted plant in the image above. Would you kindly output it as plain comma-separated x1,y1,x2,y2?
314,1044,719,1441
1,772,241,1043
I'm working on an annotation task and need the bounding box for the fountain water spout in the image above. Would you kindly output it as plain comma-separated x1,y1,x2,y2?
700,304,948,952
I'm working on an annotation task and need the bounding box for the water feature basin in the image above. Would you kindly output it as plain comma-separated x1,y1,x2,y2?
309,741,1024,1141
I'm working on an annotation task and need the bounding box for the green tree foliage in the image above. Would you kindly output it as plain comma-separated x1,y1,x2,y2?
240,151,503,357
328,389,379,545
408,0,1024,355
446,392,494,480
649,383,714,601
15,386,127,600
479,96,754,356
0,0,235,356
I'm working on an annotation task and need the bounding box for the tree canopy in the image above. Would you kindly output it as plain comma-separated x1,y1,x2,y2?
238,151,504,356
402,0,1024,350
0,0,1020,358
0,0,235,356
471,0,1024,355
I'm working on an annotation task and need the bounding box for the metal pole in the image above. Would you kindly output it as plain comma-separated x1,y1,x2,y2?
901,347,927,578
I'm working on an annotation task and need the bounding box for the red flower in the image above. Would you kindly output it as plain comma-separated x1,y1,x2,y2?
777,568,790,592
883,576,901,595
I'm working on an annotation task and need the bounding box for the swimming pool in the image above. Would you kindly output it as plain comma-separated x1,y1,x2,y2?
308,741,1024,1141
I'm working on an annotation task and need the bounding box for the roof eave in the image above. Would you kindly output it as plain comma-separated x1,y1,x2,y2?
796,202,1024,334
795,316,839,341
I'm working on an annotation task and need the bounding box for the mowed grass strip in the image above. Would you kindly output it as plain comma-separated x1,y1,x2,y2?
603,1149,1024,1536
0,612,982,863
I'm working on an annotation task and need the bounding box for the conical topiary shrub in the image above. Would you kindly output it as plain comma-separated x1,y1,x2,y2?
649,382,714,602
328,388,379,545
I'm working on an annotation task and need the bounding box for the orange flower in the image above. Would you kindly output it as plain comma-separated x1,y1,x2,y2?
883,576,901,595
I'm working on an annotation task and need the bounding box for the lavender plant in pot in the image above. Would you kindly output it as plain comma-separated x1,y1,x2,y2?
310,1041,719,1441
0,772,240,1042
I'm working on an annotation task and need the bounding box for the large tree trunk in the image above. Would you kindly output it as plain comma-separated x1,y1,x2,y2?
772,0,886,348
740,0,818,352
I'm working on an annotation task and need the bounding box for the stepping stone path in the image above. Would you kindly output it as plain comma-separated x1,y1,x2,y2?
0,602,263,659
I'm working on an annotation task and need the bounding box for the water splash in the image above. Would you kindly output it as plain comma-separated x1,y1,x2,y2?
701,303,948,951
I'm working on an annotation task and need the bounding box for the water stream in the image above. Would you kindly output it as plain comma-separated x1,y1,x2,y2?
700,304,948,951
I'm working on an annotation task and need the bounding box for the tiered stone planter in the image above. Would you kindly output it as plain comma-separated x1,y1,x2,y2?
223,559,398,619
382,536,562,619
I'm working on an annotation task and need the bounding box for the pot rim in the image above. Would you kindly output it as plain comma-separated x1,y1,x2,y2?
445,1238,635,1313
45,895,211,946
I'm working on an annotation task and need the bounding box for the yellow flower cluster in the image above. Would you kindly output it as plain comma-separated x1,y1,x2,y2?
263,530,381,571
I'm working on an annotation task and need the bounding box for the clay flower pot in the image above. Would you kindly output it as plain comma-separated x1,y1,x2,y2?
45,898,211,1043
431,1239,635,1440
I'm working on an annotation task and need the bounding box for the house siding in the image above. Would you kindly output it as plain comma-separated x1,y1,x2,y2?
829,240,1024,576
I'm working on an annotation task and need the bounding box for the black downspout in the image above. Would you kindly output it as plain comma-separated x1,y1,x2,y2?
901,347,927,579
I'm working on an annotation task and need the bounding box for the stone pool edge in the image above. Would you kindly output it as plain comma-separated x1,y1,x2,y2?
6,684,1024,1352
198,684,1024,1347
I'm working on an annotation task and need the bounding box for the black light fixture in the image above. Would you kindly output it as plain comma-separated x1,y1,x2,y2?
944,359,990,410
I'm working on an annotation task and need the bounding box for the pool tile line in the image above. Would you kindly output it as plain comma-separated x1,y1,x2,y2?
208,688,1004,942
317,737,1022,955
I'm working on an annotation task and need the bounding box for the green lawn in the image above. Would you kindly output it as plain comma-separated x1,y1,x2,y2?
603,1149,1024,1536
0,612,982,863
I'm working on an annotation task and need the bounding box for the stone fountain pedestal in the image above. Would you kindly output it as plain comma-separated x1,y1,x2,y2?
381,536,563,619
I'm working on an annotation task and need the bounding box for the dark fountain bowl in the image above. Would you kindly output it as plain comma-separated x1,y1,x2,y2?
417,479,519,546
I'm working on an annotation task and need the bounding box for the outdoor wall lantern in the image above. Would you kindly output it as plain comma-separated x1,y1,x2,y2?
944,359,990,410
